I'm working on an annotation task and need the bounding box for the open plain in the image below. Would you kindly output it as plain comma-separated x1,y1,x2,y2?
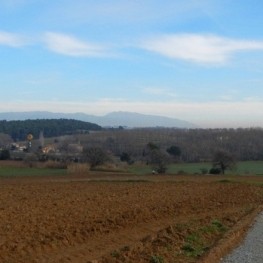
0,173,263,263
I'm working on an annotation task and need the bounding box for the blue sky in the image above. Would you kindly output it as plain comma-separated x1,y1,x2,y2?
1,0,263,128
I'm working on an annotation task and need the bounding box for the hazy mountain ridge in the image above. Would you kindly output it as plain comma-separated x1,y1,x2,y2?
0,111,196,128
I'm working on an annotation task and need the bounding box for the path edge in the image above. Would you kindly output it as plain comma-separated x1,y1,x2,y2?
198,205,263,263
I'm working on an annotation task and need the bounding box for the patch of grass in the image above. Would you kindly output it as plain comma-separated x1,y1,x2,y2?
181,243,195,253
168,163,211,175
186,233,200,243
150,255,165,263
182,219,227,258
110,250,120,258
88,179,150,183
218,179,233,183
124,179,150,182
182,231,205,258
201,219,227,234
200,225,217,234
127,164,152,175
234,161,263,175
211,219,228,232
181,243,204,257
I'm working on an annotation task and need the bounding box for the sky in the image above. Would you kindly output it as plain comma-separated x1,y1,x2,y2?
1,0,263,128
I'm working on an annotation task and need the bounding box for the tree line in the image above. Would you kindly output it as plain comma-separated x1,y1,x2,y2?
75,127,263,162
1,123,263,174
0,119,102,141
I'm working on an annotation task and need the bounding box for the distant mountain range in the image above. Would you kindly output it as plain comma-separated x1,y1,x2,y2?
0,111,196,128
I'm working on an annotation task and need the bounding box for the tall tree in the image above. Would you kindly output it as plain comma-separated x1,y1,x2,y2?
144,142,169,174
149,149,169,174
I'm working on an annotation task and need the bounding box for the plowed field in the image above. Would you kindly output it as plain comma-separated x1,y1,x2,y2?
0,175,262,263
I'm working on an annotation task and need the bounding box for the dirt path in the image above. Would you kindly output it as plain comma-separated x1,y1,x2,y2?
221,211,263,263
198,206,263,263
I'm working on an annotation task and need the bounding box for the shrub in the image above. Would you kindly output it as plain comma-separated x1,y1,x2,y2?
24,153,38,168
0,149,10,160
209,167,221,174
84,147,110,169
120,152,130,162
166,145,181,157
42,160,68,169
200,168,208,174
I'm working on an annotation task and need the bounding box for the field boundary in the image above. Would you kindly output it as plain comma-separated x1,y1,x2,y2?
198,205,263,263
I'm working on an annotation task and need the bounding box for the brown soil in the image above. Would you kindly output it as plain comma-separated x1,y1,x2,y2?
0,174,262,263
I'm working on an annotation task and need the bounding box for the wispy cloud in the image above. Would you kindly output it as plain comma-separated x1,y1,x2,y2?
0,31,26,47
140,34,263,65
219,95,233,101
219,89,239,101
47,0,216,26
142,87,177,98
43,32,110,57
0,0,28,9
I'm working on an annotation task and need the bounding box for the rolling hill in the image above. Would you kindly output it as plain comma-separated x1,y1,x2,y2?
0,111,196,128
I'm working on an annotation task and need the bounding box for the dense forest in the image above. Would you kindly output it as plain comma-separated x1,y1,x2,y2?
0,119,102,141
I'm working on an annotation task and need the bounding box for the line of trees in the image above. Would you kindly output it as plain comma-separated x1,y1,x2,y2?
75,127,263,162
3,121,263,163
1,124,263,174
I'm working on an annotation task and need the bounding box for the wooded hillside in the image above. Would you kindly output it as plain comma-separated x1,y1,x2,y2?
0,119,102,141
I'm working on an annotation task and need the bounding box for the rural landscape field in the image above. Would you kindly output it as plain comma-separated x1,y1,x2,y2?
2,1,263,262
1,161,263,263
1,125,263,262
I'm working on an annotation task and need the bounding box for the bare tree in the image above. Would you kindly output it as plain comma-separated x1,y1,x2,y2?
39,131,44,148
212,150,236,174
0,133,12,147
84,147,110,169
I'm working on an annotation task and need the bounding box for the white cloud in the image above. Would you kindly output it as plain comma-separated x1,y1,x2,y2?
43,32,109,57
141,34,263,65
1,99,263,128
0,31,26,47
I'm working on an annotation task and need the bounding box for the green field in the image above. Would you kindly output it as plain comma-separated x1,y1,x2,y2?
0,167,67,177
0,161,263,177
128,161,263,175
233,161,263,175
